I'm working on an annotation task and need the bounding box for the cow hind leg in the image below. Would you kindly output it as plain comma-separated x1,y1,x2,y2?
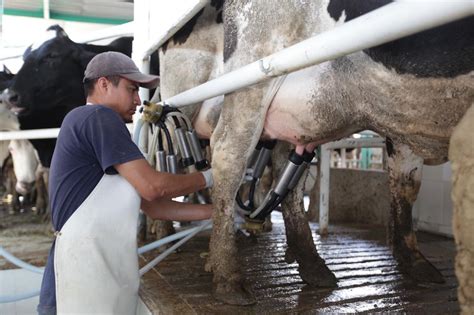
3,156,19,214
274,144,337,287
450,105,474,314
387,140,444,283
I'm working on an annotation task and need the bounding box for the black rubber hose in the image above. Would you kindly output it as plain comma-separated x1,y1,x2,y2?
172,116,181,128
248,179,257,209
158,121,174,154
158,130,164,151
251,192,278,220
236,190,253,211
255,194,283,220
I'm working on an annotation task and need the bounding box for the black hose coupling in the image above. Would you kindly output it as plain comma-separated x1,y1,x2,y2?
287,149,315,190
251,140,277,180
249,148,315,220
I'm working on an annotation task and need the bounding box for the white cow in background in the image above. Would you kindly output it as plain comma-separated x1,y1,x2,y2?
0,98,41,213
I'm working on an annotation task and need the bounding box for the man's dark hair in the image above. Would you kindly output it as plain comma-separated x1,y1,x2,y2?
83,75,121,97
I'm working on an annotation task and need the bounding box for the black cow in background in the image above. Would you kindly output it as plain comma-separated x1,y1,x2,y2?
5,25,157,167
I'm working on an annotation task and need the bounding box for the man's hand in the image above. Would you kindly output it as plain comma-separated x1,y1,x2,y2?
201,168,213,188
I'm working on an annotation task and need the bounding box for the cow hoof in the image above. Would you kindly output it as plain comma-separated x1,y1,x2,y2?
408,257,445,284
398,251,445,284
213,281,256,305
300,259,338,288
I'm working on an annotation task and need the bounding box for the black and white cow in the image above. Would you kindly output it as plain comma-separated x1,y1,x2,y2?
4,25,135,167
159,2,339,305
204,0,474,304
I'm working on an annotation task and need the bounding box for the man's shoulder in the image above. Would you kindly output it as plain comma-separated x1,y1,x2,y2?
66,105,114,119
63,105,119,126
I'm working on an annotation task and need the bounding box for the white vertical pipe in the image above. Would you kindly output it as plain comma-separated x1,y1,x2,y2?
43,0,50,20
341,148,346,168
166,1,473,107
319,144,330,236
133,0,151,102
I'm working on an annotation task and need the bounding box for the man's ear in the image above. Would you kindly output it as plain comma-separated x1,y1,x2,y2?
96,77,109,92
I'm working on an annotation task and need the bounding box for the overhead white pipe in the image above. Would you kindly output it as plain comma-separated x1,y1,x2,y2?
0,128,59,141
0,124,133,141
165,0,474,107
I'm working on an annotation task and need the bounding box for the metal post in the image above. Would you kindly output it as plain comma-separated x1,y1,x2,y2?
43,0,50,20
319,144,330,236
341,148,346,168
132,0,151,102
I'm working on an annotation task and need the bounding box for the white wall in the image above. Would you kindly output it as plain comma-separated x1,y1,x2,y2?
413,162,453,236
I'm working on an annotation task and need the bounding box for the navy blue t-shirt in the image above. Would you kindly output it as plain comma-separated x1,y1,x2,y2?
38,105,144,312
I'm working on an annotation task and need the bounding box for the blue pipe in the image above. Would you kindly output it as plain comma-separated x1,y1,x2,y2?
0,222,211,303
0,246,44,274
137,221,211,255
0,290,40,304
132,117,144,144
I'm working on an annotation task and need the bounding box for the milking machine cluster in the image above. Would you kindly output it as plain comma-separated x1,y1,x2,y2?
237,141,316,233
137,100,315,233
138,100,209,174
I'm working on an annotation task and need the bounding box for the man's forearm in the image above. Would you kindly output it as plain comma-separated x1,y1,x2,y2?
150,171,207,200
141,198,212,221
115,159,211,201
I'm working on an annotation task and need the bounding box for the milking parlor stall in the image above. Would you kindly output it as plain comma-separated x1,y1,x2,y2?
1,0,473,314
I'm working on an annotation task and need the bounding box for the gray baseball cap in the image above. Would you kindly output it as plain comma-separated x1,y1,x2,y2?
84,51,159,89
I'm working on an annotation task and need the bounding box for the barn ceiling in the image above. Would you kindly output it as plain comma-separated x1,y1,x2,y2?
3,0,134,24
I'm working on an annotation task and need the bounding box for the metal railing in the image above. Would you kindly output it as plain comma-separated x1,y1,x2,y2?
319,137,386,235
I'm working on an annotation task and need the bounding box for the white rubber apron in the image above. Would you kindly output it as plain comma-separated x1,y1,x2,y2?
54,174,141,314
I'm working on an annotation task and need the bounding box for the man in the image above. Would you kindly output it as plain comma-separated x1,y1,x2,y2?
38,51,213,314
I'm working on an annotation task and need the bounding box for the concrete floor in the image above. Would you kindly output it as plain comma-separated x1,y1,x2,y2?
139,212,458,314
0,209,458,314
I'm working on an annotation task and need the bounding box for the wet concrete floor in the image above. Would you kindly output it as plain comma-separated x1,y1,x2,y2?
139,213,458,314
